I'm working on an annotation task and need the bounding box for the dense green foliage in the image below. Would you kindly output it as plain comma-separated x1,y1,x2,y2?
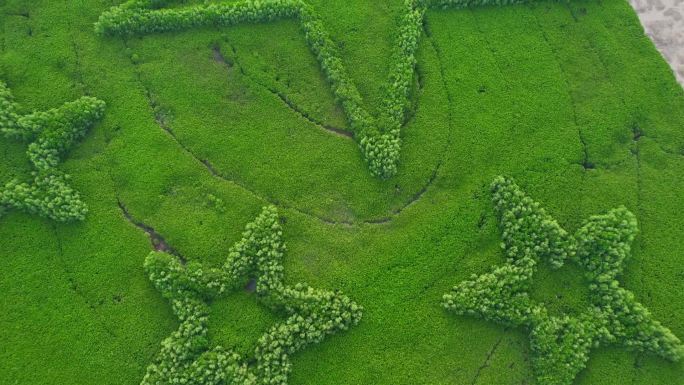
142,206,362,385
0,81,105,221
443,177,683,385
2,0,684,384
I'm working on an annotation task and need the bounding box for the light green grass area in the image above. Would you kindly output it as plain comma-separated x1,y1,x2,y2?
1,0,684,384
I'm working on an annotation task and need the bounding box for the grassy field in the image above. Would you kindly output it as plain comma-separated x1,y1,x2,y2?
2,0,684,384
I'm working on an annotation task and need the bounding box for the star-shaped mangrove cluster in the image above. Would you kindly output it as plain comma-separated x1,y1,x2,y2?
443,176,684,385
142,206,362,385
95,0,530,179
0,81,105,222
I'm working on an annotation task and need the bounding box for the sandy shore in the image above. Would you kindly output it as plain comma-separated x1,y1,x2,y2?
629,0,684,85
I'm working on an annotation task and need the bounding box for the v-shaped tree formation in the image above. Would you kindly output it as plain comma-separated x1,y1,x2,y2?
142,206,362,385
95,0,530,178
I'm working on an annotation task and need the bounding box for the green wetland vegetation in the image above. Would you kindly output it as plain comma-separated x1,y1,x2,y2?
2,0,684,384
